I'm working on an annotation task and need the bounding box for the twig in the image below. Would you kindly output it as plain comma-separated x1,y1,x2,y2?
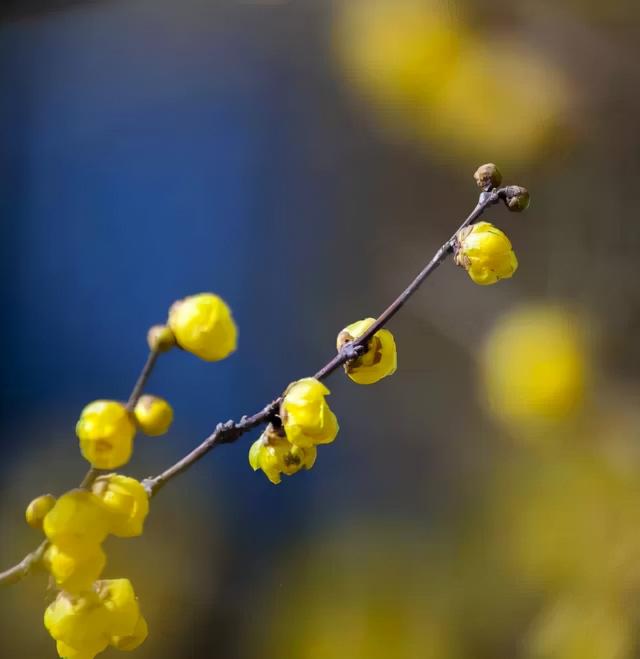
143,187,504,495
0,541,47,586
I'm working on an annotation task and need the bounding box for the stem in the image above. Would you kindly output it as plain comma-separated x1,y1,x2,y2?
0,542,47,586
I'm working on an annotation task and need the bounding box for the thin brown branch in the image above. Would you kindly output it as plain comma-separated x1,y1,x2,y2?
0,541,47,586
0,184,513,586
143,187,505,496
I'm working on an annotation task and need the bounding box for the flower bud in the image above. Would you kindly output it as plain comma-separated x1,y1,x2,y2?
25,494,56,529
337,318,397,385
146,324,176,353
133,395,174,437
168,293,237,361
248,424,317,484
454,221,518,285
75,400,136,470
280,378,339,448
503,185,530,212
473,163,502,190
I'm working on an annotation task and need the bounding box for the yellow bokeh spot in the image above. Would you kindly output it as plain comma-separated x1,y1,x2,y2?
481,304,588,433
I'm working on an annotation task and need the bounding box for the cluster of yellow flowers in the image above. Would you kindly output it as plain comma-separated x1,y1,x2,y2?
23,292,238,659
25,480,149,658
249,317,397,484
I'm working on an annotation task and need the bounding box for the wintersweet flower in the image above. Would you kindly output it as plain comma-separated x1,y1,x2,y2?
280,378,339,448
337,318,397,385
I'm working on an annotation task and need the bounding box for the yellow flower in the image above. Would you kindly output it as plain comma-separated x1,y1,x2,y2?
454,221,518,285
280,378,339,448
96,579,141,638
75,400,136,469
45,543,106,594
249,424,317,484
337,318,397,385
168,292,237,361
45,592,111,657
25,493,56,529
92,474,149,538
481,304,587,433
133,394,174,436
111,615,149,651
43,490,110,552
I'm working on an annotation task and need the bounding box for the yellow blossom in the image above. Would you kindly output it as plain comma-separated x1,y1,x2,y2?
92,474,149,538
96,578,141,638
43,490,110,552
111,615,149,651
249,424,317,484
168,292,237,361
25,493,56,529
454,221,518,285
45,592,111,657
75,400,136,469
280,378,339,448
337,318,397,385
133,394,174,436
45,543,106,594
482,304,588,434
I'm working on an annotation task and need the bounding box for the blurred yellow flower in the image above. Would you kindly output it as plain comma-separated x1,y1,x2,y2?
43,490,109,553
334,0,571,164
45,592,111,658
455,221,518,285
337,318,397,385
45,543,106,594
75,400,136,469
481,304,588,433
92,474,149,538
280,378,339,448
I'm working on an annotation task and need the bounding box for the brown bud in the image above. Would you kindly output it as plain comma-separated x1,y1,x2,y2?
473,163,502,190
503,185,530,212
147,324,176,353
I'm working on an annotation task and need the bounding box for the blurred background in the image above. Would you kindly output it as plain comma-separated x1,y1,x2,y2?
1,0,640,657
